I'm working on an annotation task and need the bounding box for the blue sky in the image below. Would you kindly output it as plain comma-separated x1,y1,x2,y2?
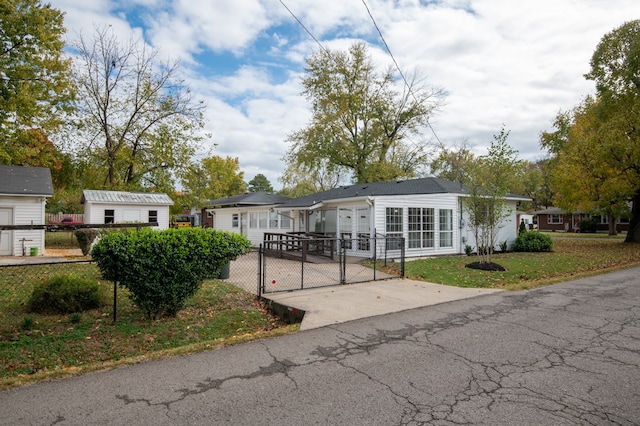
49,0,639,189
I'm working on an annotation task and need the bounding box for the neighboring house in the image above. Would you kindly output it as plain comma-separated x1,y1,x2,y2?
207,178,529,257
0,165,53,256
204,192,292,245
516,211,535,230
82,190,173,230
534,207,629,233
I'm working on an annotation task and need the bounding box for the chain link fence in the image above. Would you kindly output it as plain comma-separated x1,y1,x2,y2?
254,236,405,295
0,234,404,308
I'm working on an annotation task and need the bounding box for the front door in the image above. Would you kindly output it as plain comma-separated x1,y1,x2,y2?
0,208,13,255
356,207,371,253
339,208,353,250
338,207,371,255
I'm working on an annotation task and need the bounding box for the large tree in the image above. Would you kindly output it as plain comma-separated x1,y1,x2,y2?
285,42,442,184
71,26,206,191
429,140,476,185
586,20,640,241
0,0,74,164
542,20,640,241
181,156,246,207
542,97,631,235
515,159,555,211
279,159,344,197
247,173,273,193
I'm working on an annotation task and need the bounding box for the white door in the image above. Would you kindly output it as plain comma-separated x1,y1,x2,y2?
0,208,13,255
356,207,371,252
339,208,353,250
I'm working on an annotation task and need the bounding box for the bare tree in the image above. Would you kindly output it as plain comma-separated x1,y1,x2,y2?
71,25,206,190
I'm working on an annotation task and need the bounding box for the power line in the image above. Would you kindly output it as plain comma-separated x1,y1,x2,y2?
361,0,443,145
278,0,328,54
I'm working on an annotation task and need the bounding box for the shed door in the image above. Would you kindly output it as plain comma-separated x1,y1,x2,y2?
0,208,13,256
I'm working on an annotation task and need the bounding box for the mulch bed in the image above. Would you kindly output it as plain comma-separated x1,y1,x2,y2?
465,261,506,272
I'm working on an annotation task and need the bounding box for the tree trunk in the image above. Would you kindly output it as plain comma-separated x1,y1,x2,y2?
624,190,640,243
607,212,617,236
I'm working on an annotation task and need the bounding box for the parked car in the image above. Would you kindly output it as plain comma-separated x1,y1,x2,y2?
50,217,84,225
48,217,84,231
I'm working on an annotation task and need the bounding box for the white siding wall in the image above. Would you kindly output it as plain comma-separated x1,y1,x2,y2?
460,199,520,253
0,195,46,256
211,207,296,246
84,202,170,229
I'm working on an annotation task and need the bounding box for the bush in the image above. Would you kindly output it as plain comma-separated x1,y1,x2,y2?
512,231,553,252
27,275,104,314
91,227,252,319
578,217,598,233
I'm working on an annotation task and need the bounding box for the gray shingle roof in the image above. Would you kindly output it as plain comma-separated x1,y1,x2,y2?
207,192,291,207
82,190,174,205
279,177,469,208
0,165,53,196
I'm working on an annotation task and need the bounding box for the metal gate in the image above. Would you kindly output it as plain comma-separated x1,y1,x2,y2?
259,236,405,295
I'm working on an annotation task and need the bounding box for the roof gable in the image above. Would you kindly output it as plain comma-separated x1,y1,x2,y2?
0,165,53,196
82,190,174,205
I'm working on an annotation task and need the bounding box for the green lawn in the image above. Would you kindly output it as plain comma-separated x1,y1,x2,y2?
391,235,640,291
0,262,294,389
2,233,639,389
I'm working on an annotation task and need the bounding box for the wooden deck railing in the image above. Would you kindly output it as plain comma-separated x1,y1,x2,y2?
263,232,335,261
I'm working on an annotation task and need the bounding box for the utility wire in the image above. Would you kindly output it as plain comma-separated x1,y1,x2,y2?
361,0,443,145
278,0,328,54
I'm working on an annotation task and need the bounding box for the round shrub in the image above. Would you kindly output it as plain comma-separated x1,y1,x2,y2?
27,275,104,314
91,227,252,319
512,231,553,252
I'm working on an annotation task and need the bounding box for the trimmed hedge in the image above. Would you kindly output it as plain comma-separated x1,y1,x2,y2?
91,227,251,319
512,231,553,252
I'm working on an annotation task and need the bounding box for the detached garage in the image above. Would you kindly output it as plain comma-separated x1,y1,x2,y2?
0,165,53,256
82,190,173,230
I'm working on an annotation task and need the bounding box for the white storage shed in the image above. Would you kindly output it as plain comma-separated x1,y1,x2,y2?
82,190,173,230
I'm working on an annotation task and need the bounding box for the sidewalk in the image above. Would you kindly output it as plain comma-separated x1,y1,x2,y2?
263,278,502,330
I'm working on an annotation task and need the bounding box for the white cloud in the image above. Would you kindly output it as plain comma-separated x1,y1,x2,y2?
48,0,640,188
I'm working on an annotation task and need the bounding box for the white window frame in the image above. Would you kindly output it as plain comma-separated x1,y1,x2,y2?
548,214,563,224
439,209,453,248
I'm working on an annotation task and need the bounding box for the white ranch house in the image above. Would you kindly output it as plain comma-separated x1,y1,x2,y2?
0,165,53,256
82,190,173,229
207,177,529,258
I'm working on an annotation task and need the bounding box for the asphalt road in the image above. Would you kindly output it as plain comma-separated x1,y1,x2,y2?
2,267,640,425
